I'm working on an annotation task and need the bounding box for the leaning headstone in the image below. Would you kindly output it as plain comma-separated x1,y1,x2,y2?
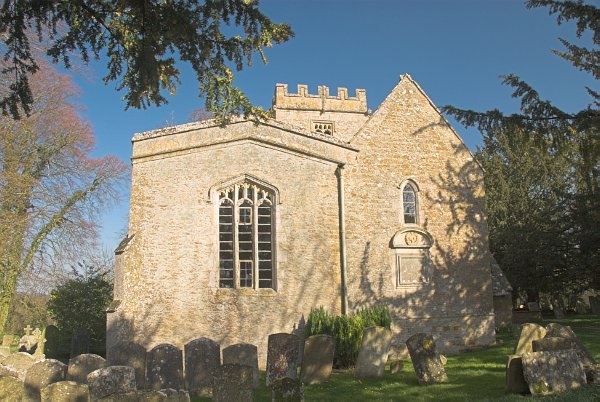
300,334,335,384
222,343,259,389
70,328,89,358
265,333,301,387
521,350,587,395
184,337,220,397
514,323,547,355
1,351,36,379
212,364,254,402
505,355,528,394
23,359,67,401
590,296,600,314
43,325,59,360
106,341,147,389
544,323,596,367
67,353,107,384
0,375,24,400
40,381,89,402
271,377,303,402
405,333,448,385
355,326,392,378
147,343,184,391
19,325,39,353
87,366,136,400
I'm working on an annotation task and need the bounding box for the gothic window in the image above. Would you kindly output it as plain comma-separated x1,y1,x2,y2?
218,180,275,289
402,182,418,224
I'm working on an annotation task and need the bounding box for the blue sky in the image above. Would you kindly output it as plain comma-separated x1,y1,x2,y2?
71,0,597,251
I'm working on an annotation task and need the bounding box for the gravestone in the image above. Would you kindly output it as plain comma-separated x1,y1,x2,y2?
544,323,596,367
0,346,10,358
1,351,36,380
146,343,184,391
32,327,46,360
0,375,24,400
184,337,220,397
43,325,59,360
532,337,577,353
40,381,89,402
590,296,600,314
355,326,392,378
67,353,107,384
23,359,67,401
265,333,301,387
2,335,14,347
405,333,448,385
271,377,304,401
222,343,259,389
527,302,540,312
553,305,565,319
514,323,546,355
19,325,38,353
70,328,89,358
106,341,147,389
521,350,587,395
300,334,335,384
161,388,190,400
505,355,528,394
389,360,404,374
212,364,254,402
87,366,136,400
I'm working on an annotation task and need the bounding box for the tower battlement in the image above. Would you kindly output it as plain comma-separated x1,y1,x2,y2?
273,84,367,113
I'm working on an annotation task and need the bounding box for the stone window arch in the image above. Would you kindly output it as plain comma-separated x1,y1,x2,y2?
214,176,277,290
399,179,420,225
391,228,433,289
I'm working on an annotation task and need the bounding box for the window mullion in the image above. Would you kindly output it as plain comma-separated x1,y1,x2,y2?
252,186,259,289
233,184,240,288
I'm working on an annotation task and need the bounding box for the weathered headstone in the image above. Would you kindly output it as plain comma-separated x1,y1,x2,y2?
43,325,59,360
300,334,335,384
590,296,600,314
1,351,36,379
2,334,14,347
0,375,24,400
532,337,577,353
87,366,136,400
70,328,90,358
183,337,220,396
67,353,107,384
514,323,546,355
106,341,147,389
146,343,184,391
354,326,392,378
40,381,89,402
222,343,259,389
212,364,254,402
32,327,46,360
405,333,448,385
553,305,565,319
544,323,596,367
505,355,528,394
0,346,10,358
19,325,39,353
521,350,587,395
527,302,541,312
265,333,300,387
23,359,67,401
271,377,304,402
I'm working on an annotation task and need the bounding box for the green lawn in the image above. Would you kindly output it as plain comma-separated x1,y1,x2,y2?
196,315,600,401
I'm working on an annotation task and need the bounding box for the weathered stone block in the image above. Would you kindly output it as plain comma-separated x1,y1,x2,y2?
521,350,587,396
106,341,147,389
0,375,24,400
67,353,107,384
40,381,89,402
514,323,546,355
87,366,136,400
1,352,36,380
23,359,67,401
505,354,528,394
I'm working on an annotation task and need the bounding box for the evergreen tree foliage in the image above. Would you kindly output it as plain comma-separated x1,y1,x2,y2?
443,0,599,300
0,0,293,121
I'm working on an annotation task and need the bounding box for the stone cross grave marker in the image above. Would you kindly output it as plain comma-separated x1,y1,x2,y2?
222,343,259,389
355,326,392,378
265,333,300,387
184,337,220,397
405,333,448,385
301,334,335,384
32,327,46,360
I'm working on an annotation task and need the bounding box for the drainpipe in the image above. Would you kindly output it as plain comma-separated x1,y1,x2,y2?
336,165,349,315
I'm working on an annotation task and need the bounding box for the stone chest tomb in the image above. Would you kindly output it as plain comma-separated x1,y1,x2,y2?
108,75,497,367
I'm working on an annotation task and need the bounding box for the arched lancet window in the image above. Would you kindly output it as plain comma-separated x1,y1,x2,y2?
402,182,418,224
218,180,275,289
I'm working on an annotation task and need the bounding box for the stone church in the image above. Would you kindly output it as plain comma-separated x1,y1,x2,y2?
108,75,496,366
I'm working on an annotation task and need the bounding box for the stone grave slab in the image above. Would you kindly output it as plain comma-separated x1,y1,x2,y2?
212,364,254,402
405,333,448,385
184,337,220,397
355,326,392,378
505,354,528,394
147,343,184,391
67,353,107,384
70,328,90,358
514,323,546,355
106,341,147,389
1,351,36,380
40,380,89,402
23,359,67,401
0,375,24,400
87,366,136,400
222,343,259,389
265,333,300,387
300,334,335,385
522,350,587,395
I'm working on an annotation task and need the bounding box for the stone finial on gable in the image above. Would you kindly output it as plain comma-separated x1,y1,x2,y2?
273,83,367,113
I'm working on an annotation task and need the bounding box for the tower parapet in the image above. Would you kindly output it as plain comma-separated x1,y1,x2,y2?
273,84,367,113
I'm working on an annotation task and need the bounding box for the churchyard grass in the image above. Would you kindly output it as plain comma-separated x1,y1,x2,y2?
193,316,600,401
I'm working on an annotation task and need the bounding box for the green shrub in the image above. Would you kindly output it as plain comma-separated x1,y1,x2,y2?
305,305,391,369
